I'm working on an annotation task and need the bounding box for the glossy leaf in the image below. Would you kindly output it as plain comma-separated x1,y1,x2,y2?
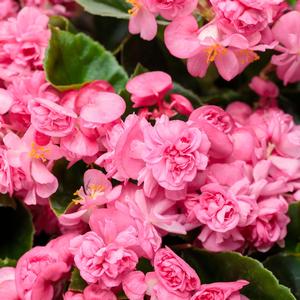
44,27,128,92
181,248,296,300
69,268,87,292
0,200,34,259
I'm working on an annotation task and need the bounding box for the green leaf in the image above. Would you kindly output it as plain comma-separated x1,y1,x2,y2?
48,15,77,32
44,27,128,92
172,82,203,108
0,258,17,267
0,200,34,259
69,268,87,292
282,201,300,251
0,194,16,209
75,0,130,19
50,159,85,216
264,253,300,299
181,248,296,300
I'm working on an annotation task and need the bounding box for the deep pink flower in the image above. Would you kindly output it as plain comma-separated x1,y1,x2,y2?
191,280,249,300
169,93,194,116
154,247,200,297
15,246,69,300
83,284,117,300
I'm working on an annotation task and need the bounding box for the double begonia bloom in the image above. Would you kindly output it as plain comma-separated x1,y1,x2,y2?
191,280,249,300
271,11,300,85
122,271,147,300
154,247,200,297
165,17,262,81
210,0,285,35
70,231,138,287
139,115,211,192
15,246,70,300
126,71,173,108
0,7,50,74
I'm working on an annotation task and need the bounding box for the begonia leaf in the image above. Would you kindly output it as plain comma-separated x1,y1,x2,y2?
181,248,296,300
44,27,128,92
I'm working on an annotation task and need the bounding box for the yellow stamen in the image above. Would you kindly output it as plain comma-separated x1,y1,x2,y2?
205,45,227,63
126,0,141,15
89,184,105,199
237,49,260,65
29,142,49,162
72,190,82,205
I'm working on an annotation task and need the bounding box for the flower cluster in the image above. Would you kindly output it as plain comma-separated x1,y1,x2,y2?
0,2,300,299
127,0,300,84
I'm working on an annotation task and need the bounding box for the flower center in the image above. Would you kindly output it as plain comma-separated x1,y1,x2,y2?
237,49,260,64
205,45,227,63
126,0,141,15
29,142,49,162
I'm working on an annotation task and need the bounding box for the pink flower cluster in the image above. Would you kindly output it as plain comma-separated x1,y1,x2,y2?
0,243,249,299
127,0,300,84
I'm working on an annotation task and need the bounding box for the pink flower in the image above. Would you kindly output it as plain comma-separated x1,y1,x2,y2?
59,169,121,226
189,105,234,159
0,0,18,20
83,284,117,300
139,115,210,192
165,17,262,81
126,71,173,108
28,97,77,137
249,76,279,99
210,0,285,35
15,246,69,300
0,88,13,115
0,267,19,300
70,231,138,287
226,101,252,125
169,93,194,116
154,247,200,297
194,184,241,232
0,146,13,195
198,226,245,252
271,11,300,85
123,271,147,300
128,0,158,40
249,196,289,252
64,291,84,300
0,7,50,72
191,280,249,300
146,0,197,20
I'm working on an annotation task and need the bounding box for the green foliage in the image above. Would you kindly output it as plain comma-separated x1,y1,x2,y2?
69,268,88,292
181,248,296,300
44,27,128,92
0,200,34,259
50,159,85,216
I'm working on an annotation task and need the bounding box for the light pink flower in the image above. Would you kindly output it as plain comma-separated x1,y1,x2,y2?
15,246,69,300
0,267,19,300
70,231,138,287
64,291,84,300
146,0,197,20
0,7,50,72
189,105,234,159
126,71,173,108
271,11,300,85
0,0,18,20
191,280,249,300
139,115,210,192
249,76,279,99
123,271,147,300
249,196,289,252
198,226,245,252
154,247,200,297
128,0,157,40
28,97,77,137
0,88,13,115
226,101,252,125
